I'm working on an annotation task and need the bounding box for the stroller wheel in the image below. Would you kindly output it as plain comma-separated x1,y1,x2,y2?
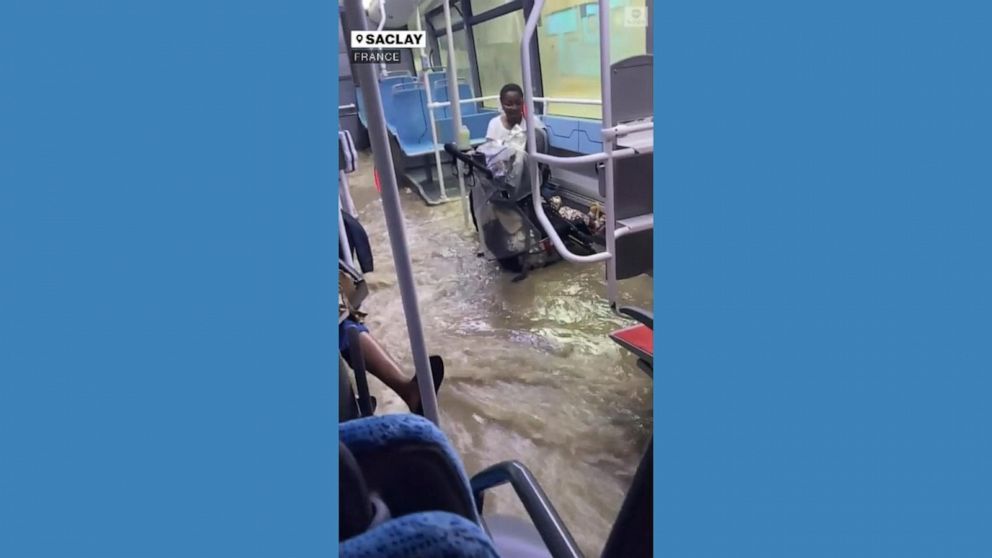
496,256,524,273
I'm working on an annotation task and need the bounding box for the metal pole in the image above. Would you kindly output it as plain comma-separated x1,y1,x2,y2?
599,0,619,308
416,6,449,203
440,0,470,228
339,202,356,270
376,0,387,77
342,0,440,425
340,170,358,217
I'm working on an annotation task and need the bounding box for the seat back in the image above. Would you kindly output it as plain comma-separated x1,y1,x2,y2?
391,87,430,145
433,112,494,144
340,415,481,524
533,126,549,155
378,75,414,124
433,81,477,117
339,429,499,558
341,511,500,558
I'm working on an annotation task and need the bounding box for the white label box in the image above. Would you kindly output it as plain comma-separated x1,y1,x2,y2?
350,31,426,49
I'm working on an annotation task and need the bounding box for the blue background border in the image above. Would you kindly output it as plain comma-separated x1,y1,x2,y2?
655,1,992,556
1,2,339,555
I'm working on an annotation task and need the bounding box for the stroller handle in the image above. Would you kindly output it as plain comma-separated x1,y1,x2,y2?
443,143,494,180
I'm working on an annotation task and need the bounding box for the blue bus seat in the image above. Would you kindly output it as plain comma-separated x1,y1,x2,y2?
433,112,495,146
391,88,436,157
341,415,482,523
354,76,415,134
379,76,414,132
433,81,476,119
340,511,499,558
541,115,581,152
340,415,498,557
426,72,447,92
539,115,606,155
576,118,604,154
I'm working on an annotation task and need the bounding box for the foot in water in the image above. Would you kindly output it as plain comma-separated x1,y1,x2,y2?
410,355,445,416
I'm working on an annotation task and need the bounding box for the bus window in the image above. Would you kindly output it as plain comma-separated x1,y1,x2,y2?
538,0,647,119
473,11,526,110
472,0,516,15
437,29,471,81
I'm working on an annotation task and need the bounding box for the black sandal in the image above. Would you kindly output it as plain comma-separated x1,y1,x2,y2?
412,355,445,416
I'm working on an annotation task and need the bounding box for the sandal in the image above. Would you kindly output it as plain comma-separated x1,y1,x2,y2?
412,355,445,416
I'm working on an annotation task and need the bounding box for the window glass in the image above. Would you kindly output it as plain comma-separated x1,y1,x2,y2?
537,0,647,119
471,0,515,16
436,29,471,84
407,13,426,74
429,7,463,30
473,11,525,109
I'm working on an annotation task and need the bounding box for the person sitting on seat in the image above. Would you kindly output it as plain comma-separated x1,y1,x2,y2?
339,317,443,416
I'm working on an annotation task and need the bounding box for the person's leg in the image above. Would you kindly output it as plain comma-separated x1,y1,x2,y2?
341,318,443,413
355,331,420,410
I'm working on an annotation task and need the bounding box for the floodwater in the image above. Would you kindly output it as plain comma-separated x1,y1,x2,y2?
344,151,653,556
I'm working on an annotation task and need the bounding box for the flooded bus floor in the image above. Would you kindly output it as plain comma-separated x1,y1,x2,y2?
345,151,653,556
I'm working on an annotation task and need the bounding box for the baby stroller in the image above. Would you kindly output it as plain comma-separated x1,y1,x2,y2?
444,128,598,277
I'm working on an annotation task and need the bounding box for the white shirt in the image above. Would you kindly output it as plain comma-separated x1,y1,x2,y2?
485,114,528,144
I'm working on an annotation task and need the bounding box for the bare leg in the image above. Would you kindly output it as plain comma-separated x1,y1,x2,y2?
356,332,420,410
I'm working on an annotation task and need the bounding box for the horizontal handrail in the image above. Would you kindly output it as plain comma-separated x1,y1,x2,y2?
533,145,652,167
428,95,499,109
615,215,654,239
427,96,602,110
535,96,602,106
602,120,653,140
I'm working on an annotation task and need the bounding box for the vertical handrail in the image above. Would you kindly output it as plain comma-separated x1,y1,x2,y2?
440,0,470,227
598,0,619,308
339,202,356,270
376,0,387,77
342,0,439,425
340,169,358,217
416,7,449,202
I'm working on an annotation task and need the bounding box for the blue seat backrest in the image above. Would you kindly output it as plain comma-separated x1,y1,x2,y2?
341,414,481,523
431,80,466,102
378,76,413,125
426,72,447,91
433,80,475,118
339,416,498,557
576,119,603,154
541,115,580,152
391,88,429,144
540,115,604,154
458,84,478,115
433,112,495,144
341,511,499,558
